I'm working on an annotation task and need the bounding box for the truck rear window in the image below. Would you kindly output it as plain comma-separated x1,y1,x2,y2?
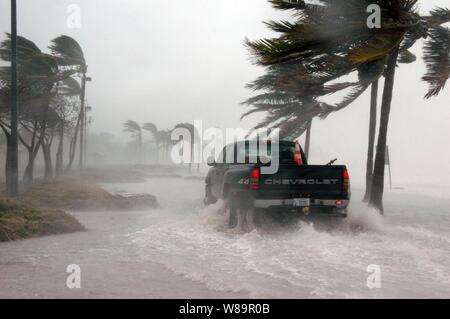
220,141,307,165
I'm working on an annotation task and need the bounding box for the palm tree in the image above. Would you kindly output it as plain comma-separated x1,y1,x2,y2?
246,0,450,212
156,130,172,164
53,77,82,176
369,6,450,212
124,120,143,162
49,35,88,170
173,123,200,173
363,80,379,202
142,122,159,163
242,60,384,160
0,35,62,184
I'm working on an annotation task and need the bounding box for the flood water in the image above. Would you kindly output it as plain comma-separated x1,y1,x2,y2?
1,176,449,298
110,177,450,298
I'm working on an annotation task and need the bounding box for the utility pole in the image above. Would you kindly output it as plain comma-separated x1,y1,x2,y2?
8,0,19,197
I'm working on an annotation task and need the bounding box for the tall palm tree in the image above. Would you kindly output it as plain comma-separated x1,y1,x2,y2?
246,0,450,212
0,35,61,184
49,35,88,170
124,120,143,162
370,6,450,212
363,80,379,202
173,123,200,173
53,77,81,176
156,130,172,164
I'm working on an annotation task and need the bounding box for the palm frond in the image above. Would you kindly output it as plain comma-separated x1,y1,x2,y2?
123,120,141,134
425,7,450,27
349,30,406,65
49,35,86,69
142,123,158,135
57,77,81,96
269,0,306,11
422,26,450,98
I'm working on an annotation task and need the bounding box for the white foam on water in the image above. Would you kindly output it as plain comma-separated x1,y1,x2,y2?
122,178,450,298
347,203,385,232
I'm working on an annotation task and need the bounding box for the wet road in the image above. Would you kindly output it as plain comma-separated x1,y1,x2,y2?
1,177,449,298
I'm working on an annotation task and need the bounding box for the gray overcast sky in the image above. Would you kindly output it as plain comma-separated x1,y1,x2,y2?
0,0,449,187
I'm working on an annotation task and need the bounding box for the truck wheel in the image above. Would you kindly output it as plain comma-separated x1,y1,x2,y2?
204,184,217,205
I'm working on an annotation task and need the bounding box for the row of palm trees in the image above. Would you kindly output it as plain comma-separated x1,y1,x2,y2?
124,120,172,163
244,0,450,213
0,34,90,194
124,121,201,172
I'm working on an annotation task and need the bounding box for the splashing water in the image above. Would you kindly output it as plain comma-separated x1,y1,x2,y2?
107,178,450,298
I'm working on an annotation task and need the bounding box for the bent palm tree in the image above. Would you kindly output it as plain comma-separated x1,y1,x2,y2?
142,122,159,163
0,35,61,184
246,0,450,212
173,123,196,172
49,35,88,170
370,6,450,212
124,120,143,162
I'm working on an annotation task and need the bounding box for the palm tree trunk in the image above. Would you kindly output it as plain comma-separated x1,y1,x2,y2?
138,132,143,164
6,0,19,197
304,120,312,160
369,48,400,213
22,160,34,185
189,142,194,173
363,81,379,202
42,142,53,179
55,122,64,176
66,111,82,171
19,120,44,185
22,144,40,185
78,73,86,169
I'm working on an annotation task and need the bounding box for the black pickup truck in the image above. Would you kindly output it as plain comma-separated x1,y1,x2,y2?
205,140,350,227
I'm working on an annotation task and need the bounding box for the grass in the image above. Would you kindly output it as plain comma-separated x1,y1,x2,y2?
0,175,158,242
0,197,84,242
21,178,158,211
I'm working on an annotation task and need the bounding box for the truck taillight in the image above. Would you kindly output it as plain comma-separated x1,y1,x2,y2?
343,169,350,191
294,141,304,166
250,167,260,190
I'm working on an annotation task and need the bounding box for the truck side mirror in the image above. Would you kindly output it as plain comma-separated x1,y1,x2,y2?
207,156,216,166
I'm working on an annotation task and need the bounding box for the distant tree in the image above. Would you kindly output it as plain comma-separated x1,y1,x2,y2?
155,130,172,164
124,120,143,162
142,122,159,162
173,123,201,173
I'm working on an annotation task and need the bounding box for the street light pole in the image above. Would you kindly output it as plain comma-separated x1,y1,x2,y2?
8,0,19,197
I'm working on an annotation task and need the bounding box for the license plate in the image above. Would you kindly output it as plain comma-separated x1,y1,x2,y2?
293,198,310,207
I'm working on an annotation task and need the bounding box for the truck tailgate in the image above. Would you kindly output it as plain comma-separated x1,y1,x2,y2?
257,165,349,199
